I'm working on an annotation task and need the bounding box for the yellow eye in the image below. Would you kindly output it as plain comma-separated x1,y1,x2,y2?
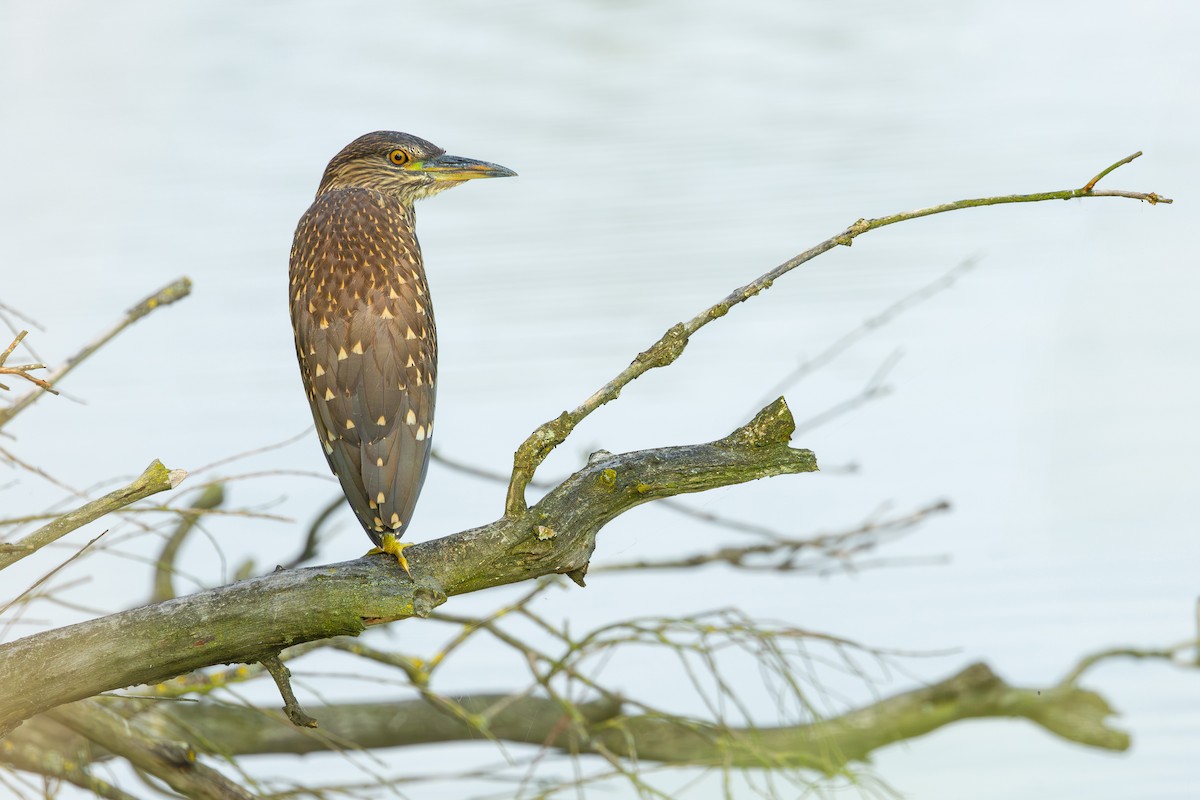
389,149,411,166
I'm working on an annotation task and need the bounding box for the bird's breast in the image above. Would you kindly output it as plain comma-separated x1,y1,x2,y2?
288,187,439,539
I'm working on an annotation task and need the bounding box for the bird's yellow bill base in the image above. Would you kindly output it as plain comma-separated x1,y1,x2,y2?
367,532,414,577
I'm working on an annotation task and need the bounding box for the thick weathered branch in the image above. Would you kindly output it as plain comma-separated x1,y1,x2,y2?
9,663,1126,776
149,694,621,756
0,732,141,800
504,152,1171,514
0,399,816,736
591,662,1129,773
47,700,252,800
0,460,188,571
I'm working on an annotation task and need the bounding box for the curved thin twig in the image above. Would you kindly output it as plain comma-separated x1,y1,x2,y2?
151,483,225,603
0,278,191,431
504,153,1171,514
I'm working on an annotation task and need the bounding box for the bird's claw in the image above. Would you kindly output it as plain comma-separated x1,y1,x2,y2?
367,532,414,577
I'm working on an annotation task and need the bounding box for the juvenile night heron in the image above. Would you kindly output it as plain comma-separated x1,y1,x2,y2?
289,131,515,574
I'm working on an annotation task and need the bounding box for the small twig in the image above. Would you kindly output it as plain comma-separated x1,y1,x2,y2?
0,460,187,571
426,580,555,672
1059,640,1199,686
792,349,901,437
432,449,531,485
280,494,342,570
147,640,331,699
1081,151,1142,192
0,330,24,367
0,277,191,431
48,699,254,800
325,639,427,685
261,653,319,728
504,153,1171,515
151,483,226,603
0,529,110,632
0,447,168,546
188,427,313,477
0,301,46,333
0,444,90,501
430,606,627,713
598,499,951,573
0,735,143,800
0,331,58,394
755,257,977,411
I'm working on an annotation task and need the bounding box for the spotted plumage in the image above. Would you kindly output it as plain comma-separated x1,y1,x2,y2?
289,131,515,569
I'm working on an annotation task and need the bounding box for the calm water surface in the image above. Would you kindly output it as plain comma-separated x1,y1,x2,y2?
1,1,1197,798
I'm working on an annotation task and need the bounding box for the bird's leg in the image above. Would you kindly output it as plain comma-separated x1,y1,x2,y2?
367,532,414,577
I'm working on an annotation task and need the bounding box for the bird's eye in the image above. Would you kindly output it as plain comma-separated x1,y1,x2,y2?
389,149,412,166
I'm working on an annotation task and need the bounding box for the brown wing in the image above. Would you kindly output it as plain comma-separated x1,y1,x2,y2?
289,187,437,545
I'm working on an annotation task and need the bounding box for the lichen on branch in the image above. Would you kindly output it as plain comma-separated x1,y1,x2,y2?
0,399,816,735
503,153,1171,514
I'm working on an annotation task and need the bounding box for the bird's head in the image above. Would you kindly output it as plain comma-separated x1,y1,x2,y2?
315,131,516,204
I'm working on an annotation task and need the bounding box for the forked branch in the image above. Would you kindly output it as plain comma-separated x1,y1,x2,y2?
0,460,188,571
0,399,816,735
3,661,1135,778
504,152,1172,514
0,331,57,394
0,277,192,431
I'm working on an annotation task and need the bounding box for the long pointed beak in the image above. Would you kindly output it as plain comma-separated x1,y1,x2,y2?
417,153,517,181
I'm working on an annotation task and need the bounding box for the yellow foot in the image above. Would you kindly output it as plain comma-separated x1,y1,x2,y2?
366,532,414,577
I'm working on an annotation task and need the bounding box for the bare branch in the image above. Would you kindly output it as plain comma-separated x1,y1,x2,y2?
504,154,1171,515
47,700,254,800
1058,640,1199,686
0,734,143,800
755,258,977,410
145,694,621,756
0,278,192,431
7,626,1188,792
151,483,225,603
0,331,57,394
598,500,951,573
0,399,816,735
279,494,341,570
0,158,1178,797
1081,150,1143,192
0,529,109,625
591,662,1131,771
0,460,187,571
46,662,1129,771
324,638,426,685
260,653,318,728
792,349,901,437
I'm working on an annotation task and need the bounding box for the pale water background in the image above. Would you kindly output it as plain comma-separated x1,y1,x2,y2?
0,1,1197,798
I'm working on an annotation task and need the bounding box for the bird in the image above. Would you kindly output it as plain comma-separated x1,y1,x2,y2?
288,131,516,575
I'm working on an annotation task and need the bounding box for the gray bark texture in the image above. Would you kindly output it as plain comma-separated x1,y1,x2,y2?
0,398,815,738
